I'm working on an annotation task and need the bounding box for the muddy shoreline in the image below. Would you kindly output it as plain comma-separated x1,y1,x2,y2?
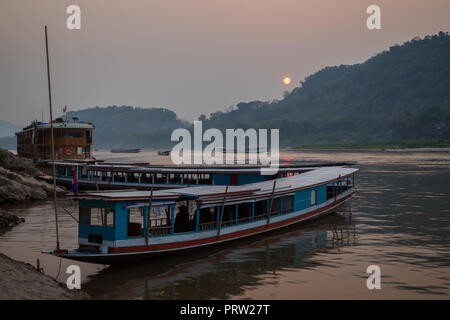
0,252,89,300
0,211,90,300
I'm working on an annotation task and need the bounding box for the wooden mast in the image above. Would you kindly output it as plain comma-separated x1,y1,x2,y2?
45,26,60,251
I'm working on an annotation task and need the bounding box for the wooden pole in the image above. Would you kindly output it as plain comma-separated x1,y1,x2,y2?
45,26,60,251
146,187,154,245
216,185,229,240
266,180,277,226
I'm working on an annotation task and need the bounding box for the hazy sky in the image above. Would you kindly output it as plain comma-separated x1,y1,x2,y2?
1,0,449,126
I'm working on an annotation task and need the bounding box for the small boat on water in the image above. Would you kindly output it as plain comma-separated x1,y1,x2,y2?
110,148,141,153
45,166,358,264
158,150,170,156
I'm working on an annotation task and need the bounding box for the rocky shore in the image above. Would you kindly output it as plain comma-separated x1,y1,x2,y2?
0,149,65,204
0,150,88,299
0,253,89,300
0,208,25,230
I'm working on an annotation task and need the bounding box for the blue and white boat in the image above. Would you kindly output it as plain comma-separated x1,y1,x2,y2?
46,166,358,264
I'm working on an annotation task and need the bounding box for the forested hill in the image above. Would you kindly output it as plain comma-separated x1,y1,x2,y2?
202,32,450,146
66,106,188,149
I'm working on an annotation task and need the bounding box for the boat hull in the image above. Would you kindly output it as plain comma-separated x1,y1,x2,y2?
49,191,354,265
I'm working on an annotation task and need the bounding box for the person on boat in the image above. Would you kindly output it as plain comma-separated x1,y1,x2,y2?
174,205,191,233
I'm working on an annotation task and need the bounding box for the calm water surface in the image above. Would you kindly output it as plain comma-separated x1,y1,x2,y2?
1,150,449,299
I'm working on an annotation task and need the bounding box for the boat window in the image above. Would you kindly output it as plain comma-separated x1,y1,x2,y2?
271,197,282,216
79,207,91,225
128,207,144,237
237,203,252,222
56,166,66,176
63,131,83,138
79,207,114,227
128,207,144,224
282,195,294,213
254,200,267,218
310,190,317,206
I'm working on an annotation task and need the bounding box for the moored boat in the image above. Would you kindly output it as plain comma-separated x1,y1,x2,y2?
44,166,358,264
45,161,357,190
110,148,141,153
158,150,170,156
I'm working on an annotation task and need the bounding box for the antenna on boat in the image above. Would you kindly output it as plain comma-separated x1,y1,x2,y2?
216,185,229,240
45,25,60,251
266,180,277,226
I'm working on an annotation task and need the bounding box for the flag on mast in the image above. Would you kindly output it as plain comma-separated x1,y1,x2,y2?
71,170,78,193
63,105,67,113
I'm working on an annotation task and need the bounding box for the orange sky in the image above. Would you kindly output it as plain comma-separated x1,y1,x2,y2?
1,0,449,124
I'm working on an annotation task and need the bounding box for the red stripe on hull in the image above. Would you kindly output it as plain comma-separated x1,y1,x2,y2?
109,192,354,254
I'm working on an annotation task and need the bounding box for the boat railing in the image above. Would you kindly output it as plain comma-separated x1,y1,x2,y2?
236,216,253,224
148,225,173,236
253,214,267,221
149,217,169,227
198,221,218,231
220,220,236,228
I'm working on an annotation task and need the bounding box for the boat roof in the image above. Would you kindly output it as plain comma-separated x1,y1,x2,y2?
54,161,356,174
72,166,359,203
20,121,94,132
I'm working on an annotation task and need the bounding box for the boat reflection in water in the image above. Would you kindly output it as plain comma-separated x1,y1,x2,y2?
83,205,356,299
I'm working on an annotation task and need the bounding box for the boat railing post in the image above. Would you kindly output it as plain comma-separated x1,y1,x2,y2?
251,202,255,221
195,203,200,232
216,207,220,228
170,204,175,235
146,187,154,245
217,185,229,240
266,180,277,227
143,207,148,233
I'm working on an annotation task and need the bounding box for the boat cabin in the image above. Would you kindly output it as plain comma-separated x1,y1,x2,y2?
16,117,94,162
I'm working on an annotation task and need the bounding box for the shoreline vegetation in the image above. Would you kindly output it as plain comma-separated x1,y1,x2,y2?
292,139,450,151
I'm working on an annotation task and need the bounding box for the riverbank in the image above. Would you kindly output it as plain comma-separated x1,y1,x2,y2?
0,253,89,299
0,208,25,230
0,149,66,204
292,139,450,150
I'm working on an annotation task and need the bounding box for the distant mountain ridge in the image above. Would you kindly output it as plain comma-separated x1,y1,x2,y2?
0,120,21,138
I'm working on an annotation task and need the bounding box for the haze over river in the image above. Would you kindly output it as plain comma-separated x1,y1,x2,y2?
1,150,449,299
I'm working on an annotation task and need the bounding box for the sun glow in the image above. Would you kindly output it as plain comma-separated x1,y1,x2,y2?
283,76,291,85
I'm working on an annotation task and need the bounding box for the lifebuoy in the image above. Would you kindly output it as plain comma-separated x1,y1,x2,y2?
66,149,72,156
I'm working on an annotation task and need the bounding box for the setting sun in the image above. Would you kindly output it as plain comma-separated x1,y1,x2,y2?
283,76,292,85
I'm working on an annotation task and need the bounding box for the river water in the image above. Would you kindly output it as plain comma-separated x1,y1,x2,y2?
0,150,449,299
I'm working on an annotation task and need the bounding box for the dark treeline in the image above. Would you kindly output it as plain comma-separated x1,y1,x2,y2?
200,32,450,147
66,106,188,149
